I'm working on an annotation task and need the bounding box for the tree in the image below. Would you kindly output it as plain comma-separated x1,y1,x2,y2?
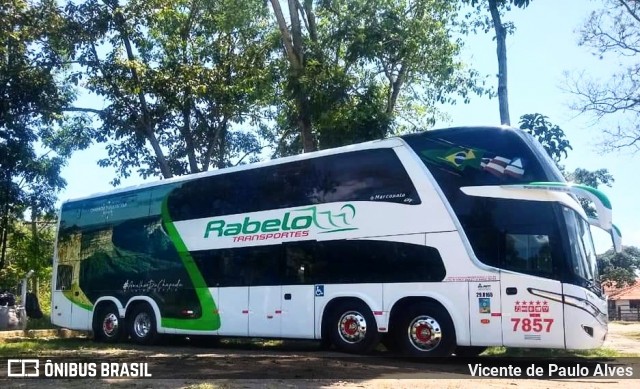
598,246,640,288
0,218,56,296
569,0,640,152
519,113,572,163
466,0,532,125
65,0,273,183
1,0,88,270
269,0,487,155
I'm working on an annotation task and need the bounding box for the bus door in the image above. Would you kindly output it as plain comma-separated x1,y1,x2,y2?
247,285,316,339
52,206,84,330
52,263,75,329
281,285,315,338
248,285,282,337
280,243,316,339
217,286,249,336
500,271,565,348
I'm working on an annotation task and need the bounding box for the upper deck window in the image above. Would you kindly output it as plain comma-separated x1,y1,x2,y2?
167,148,421,220
402,127,548,196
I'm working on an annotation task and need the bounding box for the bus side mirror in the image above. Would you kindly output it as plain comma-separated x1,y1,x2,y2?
588,219,622,254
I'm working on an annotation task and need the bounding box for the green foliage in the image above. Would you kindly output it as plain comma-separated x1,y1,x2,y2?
519,113,572,163
0,220,54,293
1,0,89,270
565,168,614,189
518,113,614,218
566,168,614,218
66,0,273,182
463,0,533,33
269,0,489,155
598,246,640,289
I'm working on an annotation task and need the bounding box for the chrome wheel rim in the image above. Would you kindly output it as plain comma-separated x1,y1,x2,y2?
338,311,367,344
133,312,152,339
408,315,442,352
102,313,119,338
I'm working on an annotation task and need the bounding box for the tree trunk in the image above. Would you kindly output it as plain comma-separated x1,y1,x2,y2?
30,196,39,275
386,64,408,116
295,78,316,152
0,170,11,271
112,6,174,178
181,93,199,174
269,0,317,152
489,0,510,126
217,124,228,169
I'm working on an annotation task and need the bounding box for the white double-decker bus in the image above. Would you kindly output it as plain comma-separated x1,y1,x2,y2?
51,126,620,356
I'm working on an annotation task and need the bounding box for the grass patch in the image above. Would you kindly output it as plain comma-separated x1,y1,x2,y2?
26,314,57,330
483,346,637,358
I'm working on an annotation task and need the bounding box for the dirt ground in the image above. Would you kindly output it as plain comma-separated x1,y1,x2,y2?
3,322,640,388
603,322,640,354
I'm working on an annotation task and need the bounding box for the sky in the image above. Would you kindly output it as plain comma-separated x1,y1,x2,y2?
59,0,638,253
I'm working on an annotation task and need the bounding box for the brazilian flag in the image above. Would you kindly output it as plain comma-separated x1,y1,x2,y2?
420,146,486,171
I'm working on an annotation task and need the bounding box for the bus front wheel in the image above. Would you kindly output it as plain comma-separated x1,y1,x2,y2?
394,302,456,357
128,304,158,345
328,300,379,354
94,304,123,343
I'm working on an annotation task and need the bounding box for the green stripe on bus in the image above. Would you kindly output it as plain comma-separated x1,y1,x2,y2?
613,224,622,237
160,197,221,331
62,291,93,311
529,182,612,210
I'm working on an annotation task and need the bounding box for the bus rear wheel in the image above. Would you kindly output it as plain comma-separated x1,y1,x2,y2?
94,304,123,343
328,301,379,354
394,302,455,357
128,304,158,345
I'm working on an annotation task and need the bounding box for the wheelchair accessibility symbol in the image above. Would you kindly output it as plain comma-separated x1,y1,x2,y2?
315,285,324,297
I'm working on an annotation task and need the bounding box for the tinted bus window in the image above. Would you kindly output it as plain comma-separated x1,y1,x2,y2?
191,240,445,286
56,265,73,291
403,129,567,280
167,148,420,221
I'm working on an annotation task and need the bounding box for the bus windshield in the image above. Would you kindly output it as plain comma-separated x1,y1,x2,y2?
401,128,602,295
563,207,600,293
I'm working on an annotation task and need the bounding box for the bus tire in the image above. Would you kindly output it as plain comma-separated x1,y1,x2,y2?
394,302,456,357
328,300,379,354
455,346,487,357
94,304,123,343
128,304,158,345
